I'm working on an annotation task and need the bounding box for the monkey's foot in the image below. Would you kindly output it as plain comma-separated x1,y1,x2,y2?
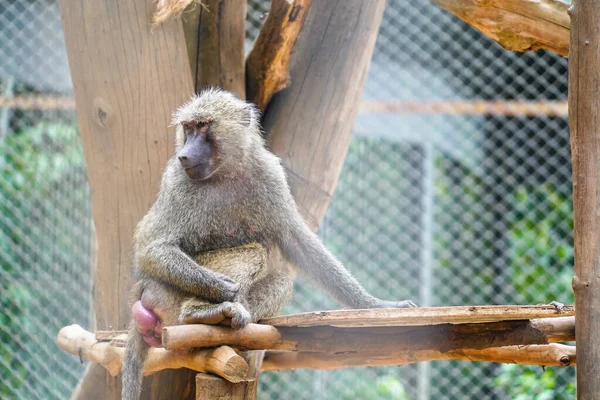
376,299,418,309
133,301,163,348
180,301,252,330
549,301,565,313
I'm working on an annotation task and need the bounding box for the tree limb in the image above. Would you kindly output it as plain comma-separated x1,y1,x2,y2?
262,344,577,371
246,0,312,111
431,0,570,57
57,325,248,382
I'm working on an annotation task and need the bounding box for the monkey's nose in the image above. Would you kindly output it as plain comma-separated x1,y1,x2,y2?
179,155,194,168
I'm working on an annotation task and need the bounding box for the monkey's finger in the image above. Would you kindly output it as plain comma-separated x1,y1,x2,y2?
182,307,227,325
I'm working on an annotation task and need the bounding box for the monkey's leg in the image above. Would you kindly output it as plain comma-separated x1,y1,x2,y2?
243,269,295,321
180,298,252,330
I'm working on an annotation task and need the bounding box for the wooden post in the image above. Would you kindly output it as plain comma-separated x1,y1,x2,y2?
58,0,196,398
264,0,387,231
568,0,600,397
183,0,246,97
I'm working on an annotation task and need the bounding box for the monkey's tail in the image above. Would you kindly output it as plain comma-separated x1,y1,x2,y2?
122,327,149,400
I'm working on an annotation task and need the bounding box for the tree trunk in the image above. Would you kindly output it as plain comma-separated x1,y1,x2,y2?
568,0,600,397
58,0,196,398
264,0,387,231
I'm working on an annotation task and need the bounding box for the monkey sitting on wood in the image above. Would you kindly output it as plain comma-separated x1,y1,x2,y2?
123,89,416,400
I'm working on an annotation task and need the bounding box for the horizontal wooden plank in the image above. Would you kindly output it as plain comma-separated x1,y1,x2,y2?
260,305,574,328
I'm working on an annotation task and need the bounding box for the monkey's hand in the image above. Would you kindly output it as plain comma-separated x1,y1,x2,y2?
374,299,418,309
179,299,252,330
205,271,241,303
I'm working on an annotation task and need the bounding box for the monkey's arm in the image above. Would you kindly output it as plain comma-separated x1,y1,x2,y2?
279,214,415,309
137,243,239,302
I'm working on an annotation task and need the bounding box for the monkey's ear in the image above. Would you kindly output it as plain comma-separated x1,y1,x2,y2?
241,104,260,128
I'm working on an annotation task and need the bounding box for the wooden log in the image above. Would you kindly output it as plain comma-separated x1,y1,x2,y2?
190,0,246,97
261,305,575,328
57,325,248,382
163,316,575,352
262,343,577,371
58,0,195,398
246,0,312,111
263,0,387,231
431,0,569,57
568,0,600,397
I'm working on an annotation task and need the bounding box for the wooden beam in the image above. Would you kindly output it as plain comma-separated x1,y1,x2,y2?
431,0,570,57
262,344,577,371
568,0,600,397
263,0,387,231
163,316,575,352
360,100,569,117
58,0,195,398
261,305,574,328
246,0,312,111
192,0,246,97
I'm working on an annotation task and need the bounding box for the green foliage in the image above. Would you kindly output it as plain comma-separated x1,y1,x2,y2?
508,184,574,304
493,183,575,399
332,374,409,400
0,122,85,398
494,365,575,400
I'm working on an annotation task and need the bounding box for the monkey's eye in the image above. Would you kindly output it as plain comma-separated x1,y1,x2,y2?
197,120,211,134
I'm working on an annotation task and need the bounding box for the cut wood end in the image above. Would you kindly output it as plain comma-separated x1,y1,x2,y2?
208,346,249,382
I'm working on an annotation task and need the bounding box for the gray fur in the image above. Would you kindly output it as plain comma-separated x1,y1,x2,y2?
122,88,415,400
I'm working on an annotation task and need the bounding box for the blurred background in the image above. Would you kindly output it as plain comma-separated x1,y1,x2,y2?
0,0,573,398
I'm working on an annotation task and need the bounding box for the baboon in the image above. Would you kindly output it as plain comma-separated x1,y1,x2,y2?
122,89,416,400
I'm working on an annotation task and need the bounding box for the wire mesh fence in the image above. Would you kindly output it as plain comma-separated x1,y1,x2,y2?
0,0,573,399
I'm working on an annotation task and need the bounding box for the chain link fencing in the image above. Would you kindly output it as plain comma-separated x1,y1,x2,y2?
0,0,573,398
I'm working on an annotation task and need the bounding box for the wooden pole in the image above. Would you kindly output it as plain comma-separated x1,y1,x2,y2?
264,0,387,232
262,344,577,371
189,0,247,97
568,0,600,397
163,317,575,353
58,0,196,398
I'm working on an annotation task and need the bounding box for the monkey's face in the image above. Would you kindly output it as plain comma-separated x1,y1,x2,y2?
177,119,220,181
172,89,262,182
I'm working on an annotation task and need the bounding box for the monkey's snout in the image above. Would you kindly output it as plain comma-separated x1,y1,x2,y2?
178,155,194,168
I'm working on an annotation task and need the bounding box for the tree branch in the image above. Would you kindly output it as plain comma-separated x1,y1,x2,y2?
262,344,576,371
246,0,312,111
57,325,248,382
431,0,570,57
